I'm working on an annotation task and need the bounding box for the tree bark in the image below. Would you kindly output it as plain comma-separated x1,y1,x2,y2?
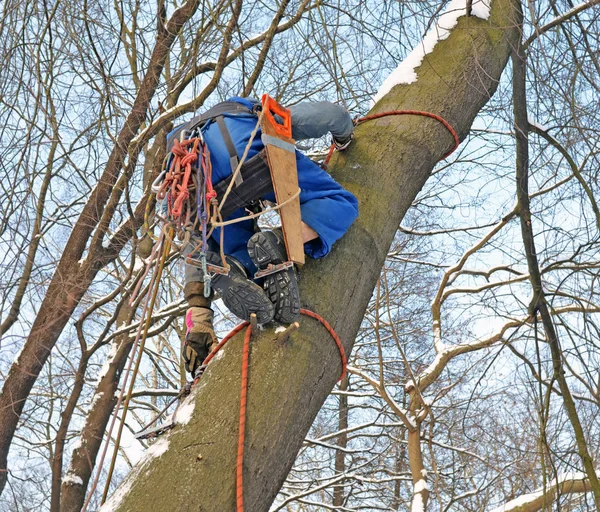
491,474,591,512
103,2,520,511
59,302,136,512
333,375,349,508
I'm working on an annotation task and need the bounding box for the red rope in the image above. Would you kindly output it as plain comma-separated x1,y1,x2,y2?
197,309,346,512
324,109,460,167
299,308,347,381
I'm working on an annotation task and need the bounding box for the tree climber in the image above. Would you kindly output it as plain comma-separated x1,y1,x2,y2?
161,96,358,378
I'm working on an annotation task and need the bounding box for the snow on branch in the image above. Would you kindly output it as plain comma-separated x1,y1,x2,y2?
373,0,491,103
491,472,590,512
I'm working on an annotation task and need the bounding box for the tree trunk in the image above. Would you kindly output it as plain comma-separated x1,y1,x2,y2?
59,302,136,512
333,375,349,508
104,2,520,510
0,0,199,495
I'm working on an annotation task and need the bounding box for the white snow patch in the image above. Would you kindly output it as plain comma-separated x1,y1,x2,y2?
274,326,287,334
490,472,587,512
528,116,549,132
175,397,196,425
146,437,170,459
414,478,429,493
71,438,82,451
100,472,136,512
373,0,491,103
96,343,119,384
90,392,104,410
411,491,425,512
62,473,83,486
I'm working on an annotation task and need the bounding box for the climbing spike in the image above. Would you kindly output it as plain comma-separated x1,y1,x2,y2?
275,322,300,343
250,313,258,336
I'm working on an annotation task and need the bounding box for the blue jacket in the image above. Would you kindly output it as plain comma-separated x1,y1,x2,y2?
175,97,358,272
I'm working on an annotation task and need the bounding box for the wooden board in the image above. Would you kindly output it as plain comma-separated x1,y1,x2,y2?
260,112,305,265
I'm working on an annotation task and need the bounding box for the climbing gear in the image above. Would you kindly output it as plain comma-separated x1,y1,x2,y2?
183,306,218,375
259,95,304,265
248,229,301,324
204,251,275,324
323,109,460,167
82,229,173,511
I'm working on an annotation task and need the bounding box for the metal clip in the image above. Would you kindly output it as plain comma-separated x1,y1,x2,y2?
201,253,211,298
185,254,230,299
254,261,294,279
151,169,167,194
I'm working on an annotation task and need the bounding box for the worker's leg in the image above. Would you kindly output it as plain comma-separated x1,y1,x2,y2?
248,154,358,323
289,101,354,146
184,231,274,328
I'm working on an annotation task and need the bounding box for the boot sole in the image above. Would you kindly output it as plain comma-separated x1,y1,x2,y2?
206,253,274,324
248,231,300,324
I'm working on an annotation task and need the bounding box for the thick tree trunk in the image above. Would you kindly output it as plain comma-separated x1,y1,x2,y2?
102,2,520,510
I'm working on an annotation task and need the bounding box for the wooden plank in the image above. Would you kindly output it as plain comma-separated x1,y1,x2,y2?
259,107,305,265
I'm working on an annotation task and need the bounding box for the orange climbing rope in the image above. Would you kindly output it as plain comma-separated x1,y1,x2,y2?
324,109,460,167
197,310,346,512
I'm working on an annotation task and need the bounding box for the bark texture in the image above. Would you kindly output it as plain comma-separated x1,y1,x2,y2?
105,2,520,510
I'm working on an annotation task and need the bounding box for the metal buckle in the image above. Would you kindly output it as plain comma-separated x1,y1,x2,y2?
254,261,294,279
185,254,230,297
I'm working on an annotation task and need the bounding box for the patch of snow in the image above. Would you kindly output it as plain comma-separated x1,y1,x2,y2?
145,437,170,459
411,491,425,512
90,392,104,410
373,0,491,103
96,343,119,384
175,397,196,425
490,472,587,512
62,473,83,486
100,471,136,512
71,438,82,451
528,116,549,131
274,326,287,334
414,478,429,493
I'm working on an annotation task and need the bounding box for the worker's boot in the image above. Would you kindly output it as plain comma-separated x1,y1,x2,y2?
206,251,275,325
247,229,300,324
183,281,218,378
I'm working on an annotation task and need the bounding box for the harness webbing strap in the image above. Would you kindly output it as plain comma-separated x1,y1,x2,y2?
216,115,242,186
166,101,255,150
212,149,273,219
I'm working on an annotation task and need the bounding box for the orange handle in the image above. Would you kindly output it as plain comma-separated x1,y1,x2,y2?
261,94,292,138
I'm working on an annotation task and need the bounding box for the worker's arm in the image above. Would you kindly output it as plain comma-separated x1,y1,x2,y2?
289,101,353,145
